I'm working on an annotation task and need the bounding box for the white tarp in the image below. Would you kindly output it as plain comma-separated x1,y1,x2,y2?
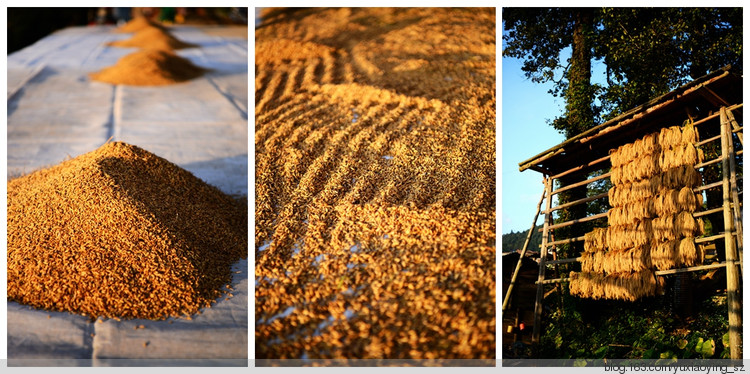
7,24,248,366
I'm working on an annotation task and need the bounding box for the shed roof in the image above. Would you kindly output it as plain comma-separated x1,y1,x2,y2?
519,65,742,176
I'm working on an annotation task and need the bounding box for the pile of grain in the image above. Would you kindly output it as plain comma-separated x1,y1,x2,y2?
91,16,205,86
7,142,247,320
89,49,207,86
114,16,166,33
255,7,495,359
570,122,705,300
108,25,198,50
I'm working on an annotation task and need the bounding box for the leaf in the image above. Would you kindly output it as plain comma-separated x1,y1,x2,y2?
573,359,588,367
700,339,715,357
554,334,563,349
594,346,608,358
677,339,688,350
722,333,730,348
643,348,655,359
694,337,704,353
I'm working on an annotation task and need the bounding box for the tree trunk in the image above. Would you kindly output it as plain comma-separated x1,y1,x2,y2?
557,8,595,256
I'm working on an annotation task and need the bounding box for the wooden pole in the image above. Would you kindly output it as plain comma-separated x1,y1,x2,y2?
502,184,547,312
532,177,554,343
543,191,608,214
725,115,743,276
551,172,610,196
539,260,741,284
725,107,744,146
720,107,742,359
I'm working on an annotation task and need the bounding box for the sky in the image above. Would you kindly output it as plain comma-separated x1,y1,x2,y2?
500,24,609,235
500,56,566,235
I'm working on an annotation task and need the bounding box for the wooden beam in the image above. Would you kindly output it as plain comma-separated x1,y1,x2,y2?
545,257,581,265
528,164,552,175
549,154,611,180
695,156,722,170
518,69,735,174
543,192,608,215
532,177,554,343
698,85,731,107
502,184,547,312
725,107,743,147
725,108,743,276
695,133,722,147
720,107,742,359
544,212,608,231
693,207,724,218
545,235,586,247
696,233,733,244
695,180,724,193
552,172,611,196
655,261,740,275
538,261,741,284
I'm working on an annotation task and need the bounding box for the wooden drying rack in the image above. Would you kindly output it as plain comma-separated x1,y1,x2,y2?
503,103,743,359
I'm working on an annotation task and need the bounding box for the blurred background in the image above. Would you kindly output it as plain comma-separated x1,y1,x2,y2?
8,7,248,54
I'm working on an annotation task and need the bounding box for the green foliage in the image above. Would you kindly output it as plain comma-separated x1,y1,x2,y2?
503,8,742,135
502,225,543,252
596,8,742,120
538,287,735,359
694,337,715,358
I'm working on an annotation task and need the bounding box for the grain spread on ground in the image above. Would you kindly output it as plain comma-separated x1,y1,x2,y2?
108,25,198,50
255,8,495,359
90,49,207,86
570,123,705,301
7,142,247,320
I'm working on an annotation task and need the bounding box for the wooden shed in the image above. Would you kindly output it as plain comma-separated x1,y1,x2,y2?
501,250,539,356
503,66,743,358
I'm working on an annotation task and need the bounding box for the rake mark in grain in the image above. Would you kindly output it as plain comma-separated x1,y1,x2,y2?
255,7,495,359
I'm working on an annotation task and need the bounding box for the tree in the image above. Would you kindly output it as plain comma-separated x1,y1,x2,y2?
504,8,599,256
595,8,742,120
503,8,598,138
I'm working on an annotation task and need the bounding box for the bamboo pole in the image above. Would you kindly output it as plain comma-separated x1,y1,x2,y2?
532,177,554,343
720,108,742,359
694,181,724,193
538,261,741,284
549,230,564,322
693,207,724,218
542,211,608,231
546,235,585,247
695,156,722,170
543,192,608,214
696,233,735,244
695,133,722,147
725,107,744,146
725,118,743,276
549,154,610,181
502,184,547,312
551,172,611,196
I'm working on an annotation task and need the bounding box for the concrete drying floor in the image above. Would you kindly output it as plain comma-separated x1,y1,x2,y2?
7,24,248,366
